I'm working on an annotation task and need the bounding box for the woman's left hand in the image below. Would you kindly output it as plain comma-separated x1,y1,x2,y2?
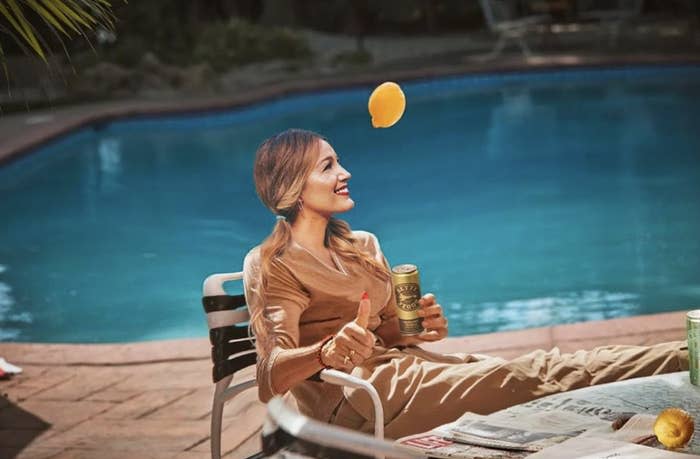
416,293,448,342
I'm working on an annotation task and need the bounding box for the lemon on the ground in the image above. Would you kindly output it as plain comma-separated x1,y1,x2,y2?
653,408,695,449
368,82,406,128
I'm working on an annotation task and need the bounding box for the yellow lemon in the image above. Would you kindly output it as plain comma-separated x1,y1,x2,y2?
653,408,695,449
368,82,406,128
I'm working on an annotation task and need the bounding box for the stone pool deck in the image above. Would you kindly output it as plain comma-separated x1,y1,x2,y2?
0,310,689,459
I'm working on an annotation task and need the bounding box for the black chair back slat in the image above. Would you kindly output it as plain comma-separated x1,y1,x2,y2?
213,352,257,383
209,324,251,344
211,337,255,363
203,288,257,382
202,294,246,313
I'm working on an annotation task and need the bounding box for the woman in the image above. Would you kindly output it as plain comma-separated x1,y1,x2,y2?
243,129,688,439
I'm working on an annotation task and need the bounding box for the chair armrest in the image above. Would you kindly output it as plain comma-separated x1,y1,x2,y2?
320,369,384,441
203,272,243,296
265,397,418,459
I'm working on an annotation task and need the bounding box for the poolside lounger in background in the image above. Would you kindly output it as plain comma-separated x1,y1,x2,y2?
478,0,551,59
576,0,644,46
202,271,385,459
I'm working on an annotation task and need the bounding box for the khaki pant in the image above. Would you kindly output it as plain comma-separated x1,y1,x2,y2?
330,341,689,439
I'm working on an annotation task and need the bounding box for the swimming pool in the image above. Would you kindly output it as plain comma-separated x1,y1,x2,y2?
1,65,699,343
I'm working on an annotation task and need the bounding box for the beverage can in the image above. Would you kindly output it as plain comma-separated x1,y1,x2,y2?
391,264,424,336
688,310,700,386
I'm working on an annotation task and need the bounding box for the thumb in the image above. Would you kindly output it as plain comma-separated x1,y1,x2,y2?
355,291,371,329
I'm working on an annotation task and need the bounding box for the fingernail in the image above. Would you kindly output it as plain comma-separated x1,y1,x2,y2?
361,291,369,300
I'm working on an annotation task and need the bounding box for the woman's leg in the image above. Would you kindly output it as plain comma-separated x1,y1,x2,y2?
492,340,688,409
345,341,688,439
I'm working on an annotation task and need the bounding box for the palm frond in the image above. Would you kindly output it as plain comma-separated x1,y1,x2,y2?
0,0,116,62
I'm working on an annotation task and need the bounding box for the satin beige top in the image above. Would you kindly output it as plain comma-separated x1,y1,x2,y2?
242,231,690,438
242,230,399,421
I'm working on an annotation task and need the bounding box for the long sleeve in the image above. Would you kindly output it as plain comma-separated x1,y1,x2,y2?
243,248,313,401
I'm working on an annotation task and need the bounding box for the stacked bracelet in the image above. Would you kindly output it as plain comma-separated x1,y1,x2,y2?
317,335,334,369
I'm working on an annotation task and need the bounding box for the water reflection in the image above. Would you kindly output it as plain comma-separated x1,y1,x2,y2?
0,264,25,341
97,137,123,193
467,290,640,334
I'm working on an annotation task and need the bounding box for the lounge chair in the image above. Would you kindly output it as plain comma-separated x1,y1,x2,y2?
261,396,419,459
576,0,644,46
202,272,385,459
478,0,551,59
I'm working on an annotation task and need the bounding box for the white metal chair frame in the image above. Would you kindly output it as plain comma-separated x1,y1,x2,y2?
576,0,644,47
203,272,385,459
262,397,420,459
478,0,551,59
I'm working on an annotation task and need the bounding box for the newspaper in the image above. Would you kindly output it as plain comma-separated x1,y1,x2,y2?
446,410,609,452
395,372,700,458
526,437,700,459
395,415,527,458
394,410,606,457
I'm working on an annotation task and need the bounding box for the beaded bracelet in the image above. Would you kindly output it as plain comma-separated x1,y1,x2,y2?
317,334,334,369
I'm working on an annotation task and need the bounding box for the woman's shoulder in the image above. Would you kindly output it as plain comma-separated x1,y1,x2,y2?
243,245,261,275
351,230,382,253
242,244,298,278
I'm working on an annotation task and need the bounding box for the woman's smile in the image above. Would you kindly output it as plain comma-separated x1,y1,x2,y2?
334,184,350,196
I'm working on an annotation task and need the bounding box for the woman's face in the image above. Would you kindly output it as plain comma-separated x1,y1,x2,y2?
299,140,353,218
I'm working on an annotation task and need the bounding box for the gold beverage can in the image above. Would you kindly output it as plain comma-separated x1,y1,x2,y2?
391,264,424,336
688,310,700,386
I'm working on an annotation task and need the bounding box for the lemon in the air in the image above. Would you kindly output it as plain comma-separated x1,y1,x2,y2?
653,408,695,449
368,82,406,128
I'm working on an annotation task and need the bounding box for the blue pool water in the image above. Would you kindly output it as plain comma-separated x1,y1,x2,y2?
1,65,700,343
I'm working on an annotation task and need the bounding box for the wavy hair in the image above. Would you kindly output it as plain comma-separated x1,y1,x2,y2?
250,129,390,352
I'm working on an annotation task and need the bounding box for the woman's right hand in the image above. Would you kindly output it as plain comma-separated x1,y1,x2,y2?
321,292,374,372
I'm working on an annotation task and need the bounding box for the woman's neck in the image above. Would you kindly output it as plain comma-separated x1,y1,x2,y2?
290,212,330,251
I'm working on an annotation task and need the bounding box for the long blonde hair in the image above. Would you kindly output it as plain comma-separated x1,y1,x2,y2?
250,129,390,351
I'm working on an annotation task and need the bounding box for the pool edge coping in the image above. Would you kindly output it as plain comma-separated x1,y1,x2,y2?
2,53,700,166
0,310,688,366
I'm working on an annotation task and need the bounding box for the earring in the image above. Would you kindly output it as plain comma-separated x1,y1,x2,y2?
297,199,304,213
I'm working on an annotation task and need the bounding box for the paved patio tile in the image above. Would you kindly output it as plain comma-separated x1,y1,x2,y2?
0,399,113,431
0,446,60,459
32,367,131,402
191,399,266,454
0,429,53,448
83,387,141,403
3,368,76,402
51,448,194,459
0,365,47,389
556,330,686,354
175,451,213,459
222,385,261,420
97,388,194,420
112,361,210,391
38,418,210,452
550,311,687,342
224,430,262,458
143,387,212,420
0,339,210,366
422,326,553,356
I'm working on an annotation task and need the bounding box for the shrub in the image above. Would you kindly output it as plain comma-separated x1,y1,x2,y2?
194,19,312,72
331,49,373,68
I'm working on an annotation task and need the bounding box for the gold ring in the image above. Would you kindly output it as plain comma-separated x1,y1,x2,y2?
344,355,350,365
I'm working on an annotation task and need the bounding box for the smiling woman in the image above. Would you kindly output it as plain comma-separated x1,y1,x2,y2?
241,127,689,439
